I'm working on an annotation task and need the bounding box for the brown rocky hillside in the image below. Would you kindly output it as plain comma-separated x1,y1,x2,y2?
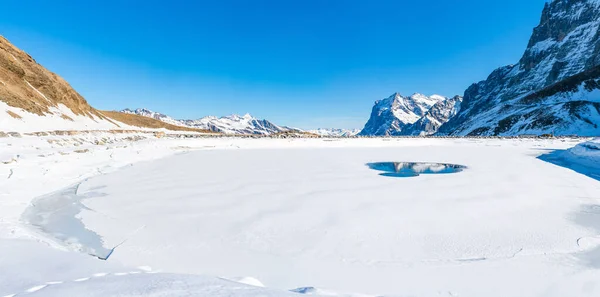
0,35,209,133
101,111,204,132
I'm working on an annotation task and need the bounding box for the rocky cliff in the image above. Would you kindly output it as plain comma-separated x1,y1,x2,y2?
438,0,600,136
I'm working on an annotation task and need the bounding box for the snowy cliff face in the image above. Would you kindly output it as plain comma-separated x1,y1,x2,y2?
121,109,289,135
359,93,456,136
439,0,600,136
403,96,463,136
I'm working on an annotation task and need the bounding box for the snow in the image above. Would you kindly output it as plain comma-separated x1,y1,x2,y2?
393,93,446,124
445,0,600,135
361,93,452,135
308,128,361,137
226,276,265,287
540,138,600,181
525,1,600,83
529,38,556,54
2,135,600,296
184,113,287,135
426,94,447,103
25,80,52,103
559,20,600,76
0,101,134,133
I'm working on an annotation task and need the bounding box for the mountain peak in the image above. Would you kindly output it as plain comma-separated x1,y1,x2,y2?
438,0,600,136
223,113,255,121
430,94,447,101
359,93,452,136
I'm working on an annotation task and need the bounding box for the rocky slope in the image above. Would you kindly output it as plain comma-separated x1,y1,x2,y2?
121,109,291,135
0,36,206,133
403,96,463,136
438,0,600,136
359,93,458,136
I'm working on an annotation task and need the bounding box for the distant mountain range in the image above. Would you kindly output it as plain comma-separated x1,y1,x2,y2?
361,0,600,137
121,108,292,135
121,109,364,137
3,0,599,137
308,128,361,137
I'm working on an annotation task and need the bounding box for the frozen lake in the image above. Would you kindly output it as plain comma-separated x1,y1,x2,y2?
47,139,599,296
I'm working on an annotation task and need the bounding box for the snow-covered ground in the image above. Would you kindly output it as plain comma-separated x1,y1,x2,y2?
0,100,130,133
1,135,600,296
539,138,600,181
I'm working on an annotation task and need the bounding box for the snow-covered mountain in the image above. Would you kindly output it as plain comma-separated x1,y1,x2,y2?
120,108,183,127
403,95,463,136
308,128,361,137
121,109,290,135
181,114,288,135
359,93,457,136
438,0,600,136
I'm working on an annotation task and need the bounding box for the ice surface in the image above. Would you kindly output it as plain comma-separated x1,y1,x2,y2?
1,135,600,296
21,184,112,258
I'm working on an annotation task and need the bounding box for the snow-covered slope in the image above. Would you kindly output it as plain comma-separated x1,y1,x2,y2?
121,109,290,135
359,93,457,136
438,0,600,136
1,100,129,133
308,128,361,137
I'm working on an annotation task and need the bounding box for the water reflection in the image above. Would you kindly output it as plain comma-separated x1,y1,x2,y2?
367,162,466,177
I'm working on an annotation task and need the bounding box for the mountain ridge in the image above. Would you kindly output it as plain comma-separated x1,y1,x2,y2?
360,0,600,137
359,93,461,136
120,108,292,135
437,0,600,136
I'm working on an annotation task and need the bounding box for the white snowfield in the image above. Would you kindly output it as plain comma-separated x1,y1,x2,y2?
1,134,600,297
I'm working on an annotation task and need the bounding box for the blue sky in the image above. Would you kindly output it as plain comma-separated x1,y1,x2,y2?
2,0,547,129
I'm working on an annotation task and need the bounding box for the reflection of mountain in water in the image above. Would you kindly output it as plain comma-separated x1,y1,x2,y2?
367,162,467,177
